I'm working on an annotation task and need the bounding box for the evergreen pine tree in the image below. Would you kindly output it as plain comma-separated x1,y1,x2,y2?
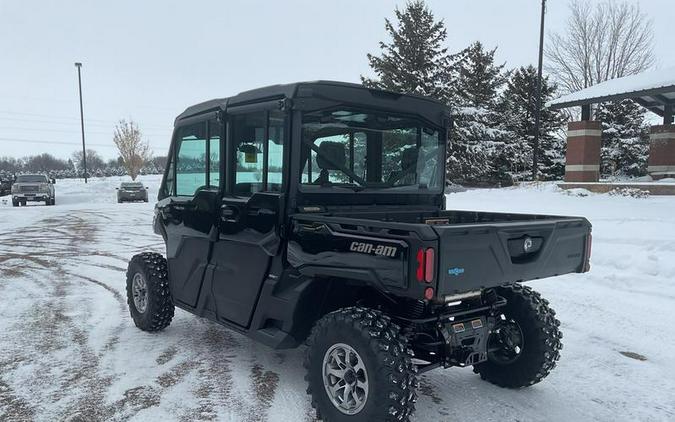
500,66,567,180
448,41,510,183
596,100,649,177
361,0,452,102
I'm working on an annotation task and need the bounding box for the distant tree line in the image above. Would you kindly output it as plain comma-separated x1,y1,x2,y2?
0,119,166,181
363,0,654,184
0,151,167,180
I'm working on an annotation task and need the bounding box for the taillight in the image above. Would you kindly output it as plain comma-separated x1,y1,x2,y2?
416,249,425,281
424,248,435,282
416,247,435,283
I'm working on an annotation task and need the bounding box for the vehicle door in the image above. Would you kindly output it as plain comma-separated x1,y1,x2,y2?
158,117,223,309
208,106,286,327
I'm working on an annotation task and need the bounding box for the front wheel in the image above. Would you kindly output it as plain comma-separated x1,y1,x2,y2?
305,307,417,422
126,252,174,331
474,283,562,388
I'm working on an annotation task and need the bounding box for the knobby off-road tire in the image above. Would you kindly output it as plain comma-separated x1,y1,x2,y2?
475,283,562,388
126,252,174,331
305,307,418,422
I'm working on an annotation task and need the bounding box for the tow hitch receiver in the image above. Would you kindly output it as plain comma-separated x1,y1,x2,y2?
443,315,494,366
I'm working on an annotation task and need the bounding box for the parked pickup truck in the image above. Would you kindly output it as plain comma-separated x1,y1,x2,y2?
125,81,592,422
11,174,56,206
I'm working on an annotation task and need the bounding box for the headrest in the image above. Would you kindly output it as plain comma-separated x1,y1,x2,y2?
316,141,346,170
401,148,418,169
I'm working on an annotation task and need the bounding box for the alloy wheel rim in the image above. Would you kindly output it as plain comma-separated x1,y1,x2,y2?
322,343,369,415
132,273,148,314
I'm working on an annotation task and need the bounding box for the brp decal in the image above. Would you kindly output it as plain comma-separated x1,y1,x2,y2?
448,267,465,276
349,241,398,258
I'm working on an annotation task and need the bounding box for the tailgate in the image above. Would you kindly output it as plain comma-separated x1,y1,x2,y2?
433,218,591,296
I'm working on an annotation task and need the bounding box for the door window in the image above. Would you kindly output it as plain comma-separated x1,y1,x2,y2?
231,110,285,196
208,119,222,189
267,111,285,192
175,122,207,196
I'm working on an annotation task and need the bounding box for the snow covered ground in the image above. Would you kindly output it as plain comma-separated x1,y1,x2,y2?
1,178,674,421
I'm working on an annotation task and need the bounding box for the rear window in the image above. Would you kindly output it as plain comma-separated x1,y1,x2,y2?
16,175,47,183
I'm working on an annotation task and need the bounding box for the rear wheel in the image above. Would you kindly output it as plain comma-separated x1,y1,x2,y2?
305,307,417,422
126,252,174,331
474,283,562,388
12,199,18,207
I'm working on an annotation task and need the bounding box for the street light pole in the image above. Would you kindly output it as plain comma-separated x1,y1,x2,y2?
532,0,546,181
74,62,87,183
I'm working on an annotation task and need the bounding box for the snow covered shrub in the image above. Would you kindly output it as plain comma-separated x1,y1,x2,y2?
563,188,591,197
608,187,650,198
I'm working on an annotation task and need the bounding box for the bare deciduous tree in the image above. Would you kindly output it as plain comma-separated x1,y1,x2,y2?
546,0,655,93
113,119,150,181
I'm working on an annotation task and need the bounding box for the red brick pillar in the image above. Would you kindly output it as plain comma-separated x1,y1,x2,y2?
564,121,602,182
648,124,675,180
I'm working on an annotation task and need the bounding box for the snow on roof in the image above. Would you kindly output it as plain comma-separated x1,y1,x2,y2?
546,67,675,116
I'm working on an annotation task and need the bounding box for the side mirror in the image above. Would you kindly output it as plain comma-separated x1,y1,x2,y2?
145,187,149,189
51,178,56,184
115,187,119,190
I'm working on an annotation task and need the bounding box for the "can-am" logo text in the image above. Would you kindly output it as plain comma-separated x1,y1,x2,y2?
349,241,398,258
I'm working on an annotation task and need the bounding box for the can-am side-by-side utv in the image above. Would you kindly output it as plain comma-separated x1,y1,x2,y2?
126,81,591,421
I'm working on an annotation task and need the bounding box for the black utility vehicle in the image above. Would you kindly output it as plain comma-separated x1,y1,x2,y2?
127,81,591,421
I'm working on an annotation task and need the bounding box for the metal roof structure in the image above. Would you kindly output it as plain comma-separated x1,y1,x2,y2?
174,80,449,126
546,67,675,122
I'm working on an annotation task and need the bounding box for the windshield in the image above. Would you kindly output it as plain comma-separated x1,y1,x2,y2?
16,175,47,183
300,109,443,192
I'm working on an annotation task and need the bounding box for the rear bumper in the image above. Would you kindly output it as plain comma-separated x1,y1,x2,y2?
118,193,148,201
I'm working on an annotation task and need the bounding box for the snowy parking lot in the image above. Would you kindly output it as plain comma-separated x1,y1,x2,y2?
1,177,674,422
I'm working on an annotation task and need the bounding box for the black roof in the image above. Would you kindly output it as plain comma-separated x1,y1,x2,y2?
175,81,450,127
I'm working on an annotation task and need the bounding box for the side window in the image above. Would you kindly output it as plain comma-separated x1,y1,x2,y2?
267,111,285,192
163,156,175,197
175,122,207,196
231,110,285,196
208,119,222,188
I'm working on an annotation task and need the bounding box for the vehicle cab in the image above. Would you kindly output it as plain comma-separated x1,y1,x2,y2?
154,81,450,334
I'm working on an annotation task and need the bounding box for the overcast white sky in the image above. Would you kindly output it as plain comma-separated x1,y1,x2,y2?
1,0,673,160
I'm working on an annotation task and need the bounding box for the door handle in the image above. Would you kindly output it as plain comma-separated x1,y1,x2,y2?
247,208,276,217
221,204,240,223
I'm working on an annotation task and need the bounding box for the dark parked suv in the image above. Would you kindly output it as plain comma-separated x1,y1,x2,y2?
0,176,12,197
126,81,592,421
117,182,148,203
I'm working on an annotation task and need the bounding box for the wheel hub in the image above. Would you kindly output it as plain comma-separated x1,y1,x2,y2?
132,273,148,314
322,343,369,415
487,317,524,364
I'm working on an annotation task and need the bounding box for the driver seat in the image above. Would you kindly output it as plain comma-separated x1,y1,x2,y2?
313,141,346,184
